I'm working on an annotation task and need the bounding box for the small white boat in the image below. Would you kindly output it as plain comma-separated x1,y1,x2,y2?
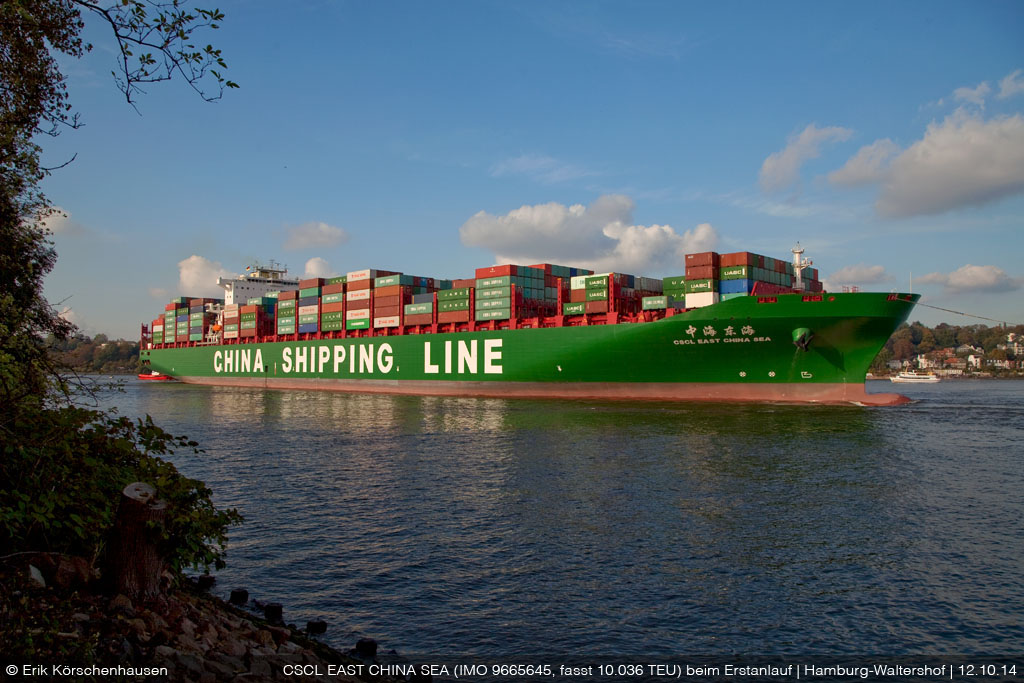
890,371,940,383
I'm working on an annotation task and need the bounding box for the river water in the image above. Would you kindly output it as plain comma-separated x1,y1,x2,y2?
96,379,1023,657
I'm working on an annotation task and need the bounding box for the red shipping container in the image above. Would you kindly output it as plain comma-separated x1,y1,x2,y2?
164,303,177,311
585,300,610,313
685,265,716,280
347,279,372,291
321,302,343,313
322,283,344,295
570,289,587,303
452,278,476,288
347,300,371,310
374,295,400,307
373,305,401,317
685,251,720,268
474,264,517,278
438,311,471,323
240,304,258,313
278,290,298,301
299,277,325,289
375,285,411,298
239,328,256,337
404,313,433,325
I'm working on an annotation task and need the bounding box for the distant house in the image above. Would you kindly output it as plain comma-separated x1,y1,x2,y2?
955,344,982,355
967,354,982,369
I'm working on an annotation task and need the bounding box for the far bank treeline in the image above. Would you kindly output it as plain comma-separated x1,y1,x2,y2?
57,321,1023,376
871,321,1024,372
48,334,140,374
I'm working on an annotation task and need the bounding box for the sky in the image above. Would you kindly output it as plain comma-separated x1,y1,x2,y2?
38,1,1024,339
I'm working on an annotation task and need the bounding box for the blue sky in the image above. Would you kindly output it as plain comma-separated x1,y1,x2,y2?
40,1,1024,338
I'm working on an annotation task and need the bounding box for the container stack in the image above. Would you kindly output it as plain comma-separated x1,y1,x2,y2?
319,277,345,333
437,286,472,324
277,290,298,335
373,273,430,329
564,272,643,315
297,277,324,335
718,252,807,298
222,303,240,340
151,317,164,345
344,269,395,330
683,252,721,308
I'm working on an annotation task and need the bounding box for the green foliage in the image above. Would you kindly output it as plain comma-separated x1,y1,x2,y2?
48,333,140,374
0,406,242,572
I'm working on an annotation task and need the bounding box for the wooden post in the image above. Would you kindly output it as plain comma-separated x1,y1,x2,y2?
109,482,167,601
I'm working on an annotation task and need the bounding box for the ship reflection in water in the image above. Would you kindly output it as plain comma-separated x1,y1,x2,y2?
119,379,1024,657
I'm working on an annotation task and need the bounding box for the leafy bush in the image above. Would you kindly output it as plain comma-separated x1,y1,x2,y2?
0,405,242,574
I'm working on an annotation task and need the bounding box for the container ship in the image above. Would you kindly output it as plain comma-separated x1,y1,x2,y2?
139,247,919,405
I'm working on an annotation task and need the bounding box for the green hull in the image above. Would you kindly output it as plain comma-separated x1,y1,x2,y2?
141,292,919,405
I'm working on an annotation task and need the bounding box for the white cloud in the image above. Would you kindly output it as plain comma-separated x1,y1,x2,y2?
284,221,349,250
491,153,597,184
953,81,991,108
823,264,890,292
58,306,82,328
997,69,1024,100
459,194,717,274
178,255,232,297
304,257,336,279
759,123,853,192
875,112,1024,217
916,264,1021,294
40,207,84,235
148,287,170,300
828,139,900,187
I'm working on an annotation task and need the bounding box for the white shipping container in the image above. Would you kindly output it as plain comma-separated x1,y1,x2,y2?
373,315,400,328
684,292,721,309
347,289,371,302
346,268,378,282
569,275,588,290
298,304,319,316
346,308,370,320
224,330,239,339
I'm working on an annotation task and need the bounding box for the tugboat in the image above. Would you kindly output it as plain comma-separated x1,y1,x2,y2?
137,369,174,381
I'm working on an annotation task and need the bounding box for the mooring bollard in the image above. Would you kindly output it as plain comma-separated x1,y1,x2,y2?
229,589,248,605
306,620,327,635
355,638,377,659
196,574,216,591
263,602,283,624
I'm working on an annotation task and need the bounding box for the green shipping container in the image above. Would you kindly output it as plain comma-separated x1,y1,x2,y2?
476,286,510,299
321,321,345,331
375,274,414,287
240,320,257,330
223,324,239,332
189,312,204,321
240,312,258,321
585,275,609,289
439,300,470,312
299,314,318,324
189,333,203,341
438,287,471,300
476,308,510,321
476,297,511,310
321,311,344,322
326,276,347,285
404,302,433,315
476,275,512,288
321,293,344,304
299,286,321,298
684,279,718,294
719,266,750,280
663,275,687,289
346,319,370,330
586,289,608,301
562,302,586,315
642,296,671,310
277,325,296,334
721,292,746,301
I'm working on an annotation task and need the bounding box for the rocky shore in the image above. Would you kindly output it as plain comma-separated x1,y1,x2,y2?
1,554,403,682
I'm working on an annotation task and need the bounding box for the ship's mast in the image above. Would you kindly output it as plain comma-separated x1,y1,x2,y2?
792,243,811,291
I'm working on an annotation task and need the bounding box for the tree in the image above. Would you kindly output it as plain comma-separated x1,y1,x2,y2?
1,1,240,575
1,0,236,419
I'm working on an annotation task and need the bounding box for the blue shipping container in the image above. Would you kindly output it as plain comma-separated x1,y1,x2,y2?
298,296,319,307
720,279,753,295
298,323,319,334
176,314,188,322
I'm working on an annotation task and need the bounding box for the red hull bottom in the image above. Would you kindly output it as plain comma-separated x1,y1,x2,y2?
171,377,910,406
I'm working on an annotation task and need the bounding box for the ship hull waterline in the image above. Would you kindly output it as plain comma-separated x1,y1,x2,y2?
142,292,919,406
